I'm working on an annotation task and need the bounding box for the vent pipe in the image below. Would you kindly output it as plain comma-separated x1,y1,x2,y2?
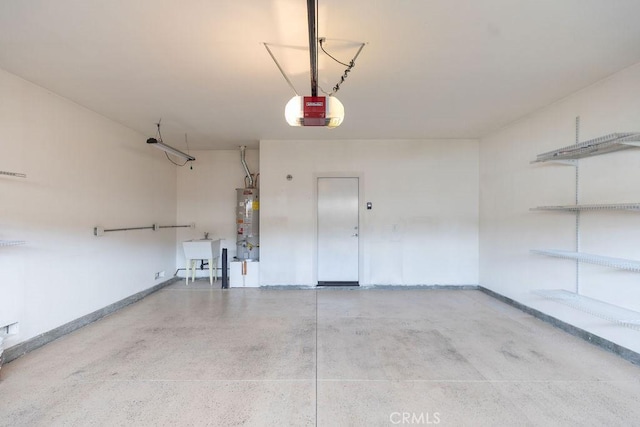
240,146,254,188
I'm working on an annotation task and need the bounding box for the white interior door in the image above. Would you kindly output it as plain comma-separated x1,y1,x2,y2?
317,177,359,284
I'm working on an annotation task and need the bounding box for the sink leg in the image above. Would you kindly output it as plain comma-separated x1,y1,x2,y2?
191,260,197,283
186,259,191,285
208,258,213,286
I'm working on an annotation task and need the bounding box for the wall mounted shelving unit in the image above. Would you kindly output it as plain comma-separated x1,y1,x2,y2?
533,289,640,331
532,132,640,162
1,170,27,248
531,127,640,329
1,170,27,349
531,249,640,272
531,203,640,212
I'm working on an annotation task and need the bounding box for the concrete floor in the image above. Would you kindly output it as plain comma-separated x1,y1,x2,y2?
1,283,640,426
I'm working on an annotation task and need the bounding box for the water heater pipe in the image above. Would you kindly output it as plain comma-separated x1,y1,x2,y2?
240,146,254,188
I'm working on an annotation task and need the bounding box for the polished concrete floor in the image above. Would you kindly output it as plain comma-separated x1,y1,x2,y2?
1,282,640,426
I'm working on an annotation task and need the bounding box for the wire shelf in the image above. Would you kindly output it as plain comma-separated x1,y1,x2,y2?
533,133,640,162
531,249,640,272
0,240,26,247
531,203,640,212
534,289,640,331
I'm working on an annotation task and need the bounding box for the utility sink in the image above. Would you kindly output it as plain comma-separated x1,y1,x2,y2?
182,239,222,259
183,239,224,285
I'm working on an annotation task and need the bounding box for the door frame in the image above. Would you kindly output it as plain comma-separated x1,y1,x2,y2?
313,173,364,285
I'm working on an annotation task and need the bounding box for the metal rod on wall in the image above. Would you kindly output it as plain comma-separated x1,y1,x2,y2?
0,170,27,178
0,240,26,247
104,226,154,232
94,223,195,236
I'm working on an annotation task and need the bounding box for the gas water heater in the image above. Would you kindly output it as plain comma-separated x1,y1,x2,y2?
231,146,260,288
236,187,259,260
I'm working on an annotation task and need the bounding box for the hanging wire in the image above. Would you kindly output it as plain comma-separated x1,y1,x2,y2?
263,0,366,98
164,151,189,167
155,120,191,167
319,39,350,67
319,39,366,95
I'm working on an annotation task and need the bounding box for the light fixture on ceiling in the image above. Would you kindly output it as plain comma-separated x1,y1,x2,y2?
264,0,364,128
146,121,195,164
146,138,195,161
285,95,344,128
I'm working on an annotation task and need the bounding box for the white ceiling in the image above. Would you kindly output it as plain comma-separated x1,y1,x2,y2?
2,0,640,150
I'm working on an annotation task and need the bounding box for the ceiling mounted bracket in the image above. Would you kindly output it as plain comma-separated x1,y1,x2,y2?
263,43,299,96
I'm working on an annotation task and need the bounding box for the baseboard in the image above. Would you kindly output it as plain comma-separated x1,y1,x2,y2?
260,284,479,290
4,277,179,364
366,284,479,290
478,286,640,367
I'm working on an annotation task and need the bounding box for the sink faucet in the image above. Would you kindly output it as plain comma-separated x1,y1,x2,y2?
204,232,210,240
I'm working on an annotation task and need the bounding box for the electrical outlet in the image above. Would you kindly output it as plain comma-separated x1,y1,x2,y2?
2,322,19,335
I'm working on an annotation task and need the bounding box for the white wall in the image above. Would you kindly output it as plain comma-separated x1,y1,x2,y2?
0,68,177,348
175,149,259,275
480,62,640,353
260,139,479,286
